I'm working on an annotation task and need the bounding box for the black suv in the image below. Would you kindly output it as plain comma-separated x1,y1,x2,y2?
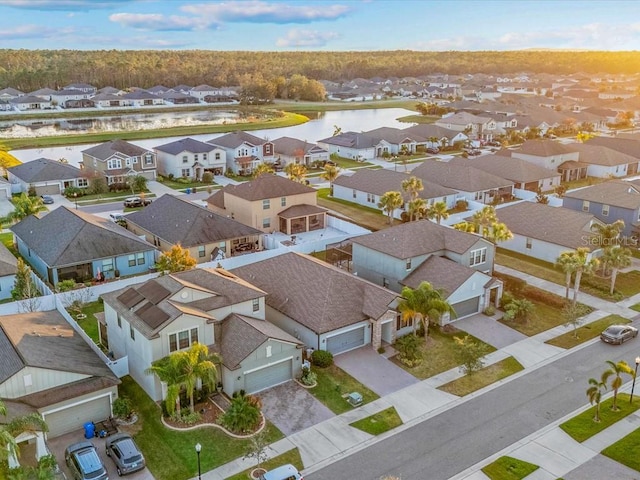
123,197,151,208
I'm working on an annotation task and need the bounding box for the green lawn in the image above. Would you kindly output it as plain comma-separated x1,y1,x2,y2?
481,456,539,480
157,178,218,191
391,328,496,380
545,315,630,349
70,300,104,345
349,407,403,435
310,364,379,414
331,156,373,169
317,188,390,231
224,448,303,480
630,303,640,312
120,376,284,480
0,232,16,256
499,297,593,337
602,426,640,472
437,357,524,396
560,394,640,442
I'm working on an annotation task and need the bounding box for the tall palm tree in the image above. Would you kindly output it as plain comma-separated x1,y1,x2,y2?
320,164,340,195
284,163,307,184
252,163,275,179
572,247,599,305
401,176,423,221
485,221,513,244
428,201,449,225
556,251,579,299
180,343,221,414
471,206,498,236
398,282,456,339
407,198,427,222
603,245,632,295
591,220,625,249
145,352,186,416
378,191,403,225
7,193,47,224
604,360,635,412
586,374,608,422
0,398,48,464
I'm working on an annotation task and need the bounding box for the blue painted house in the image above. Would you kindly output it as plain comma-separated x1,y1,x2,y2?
11,206,157,286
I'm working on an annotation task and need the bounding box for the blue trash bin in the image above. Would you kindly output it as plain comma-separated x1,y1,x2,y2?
186,188,191,194
84,422,95,439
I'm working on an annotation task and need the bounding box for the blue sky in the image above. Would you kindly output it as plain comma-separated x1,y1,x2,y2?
1,0,640,51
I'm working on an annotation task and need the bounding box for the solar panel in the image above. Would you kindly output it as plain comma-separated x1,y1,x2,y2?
117,289,144,309
138,281,171,305
136,302,170,329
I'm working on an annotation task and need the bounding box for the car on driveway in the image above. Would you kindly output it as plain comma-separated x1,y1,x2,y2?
105,433,145,476
123,197,151,208
41,195,54,204
65,441,109,480
600,325,638,345
426,147,440,154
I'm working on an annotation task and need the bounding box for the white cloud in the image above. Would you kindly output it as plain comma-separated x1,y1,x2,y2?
0,24,63,39
109,12,210,31
275,28,339,47
0,0,133,10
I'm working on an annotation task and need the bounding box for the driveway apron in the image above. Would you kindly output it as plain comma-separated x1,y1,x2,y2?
257,382,334,436
333,347,419,397
454,313,527,349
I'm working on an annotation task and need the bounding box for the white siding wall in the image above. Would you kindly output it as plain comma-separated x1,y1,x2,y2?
0,367,89,399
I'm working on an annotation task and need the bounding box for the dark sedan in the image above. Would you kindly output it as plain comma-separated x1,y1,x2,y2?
123,197,151,208
41,195,54,204
600,325,638,345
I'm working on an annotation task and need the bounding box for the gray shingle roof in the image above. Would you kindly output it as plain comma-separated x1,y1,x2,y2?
401,256,477,296
271,137,327,156
8,157,83,183
208,174,314,202
403,123,466,140
278,204,327,218
125,194,261,247
10,207,155,267
586,137,640,159
231,252,398,334
449,155,560,183
515,139,574,157
208,131,267,149
0,242,18,277
82,139,152,160
564,180,640,210
411,160,513,192
566,143,640,167
352,220,485,258
154,138,219,155
317,131,379,148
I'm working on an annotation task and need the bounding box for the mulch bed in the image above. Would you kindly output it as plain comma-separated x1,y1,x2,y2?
163,399,224,429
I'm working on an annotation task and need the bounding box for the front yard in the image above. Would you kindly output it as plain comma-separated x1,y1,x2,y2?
310,364,379,414
437,357,524,396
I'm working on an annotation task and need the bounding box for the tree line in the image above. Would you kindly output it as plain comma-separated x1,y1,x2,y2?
1,49,640,92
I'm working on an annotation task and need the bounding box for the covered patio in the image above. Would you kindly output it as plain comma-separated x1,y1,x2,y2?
278,205,328,235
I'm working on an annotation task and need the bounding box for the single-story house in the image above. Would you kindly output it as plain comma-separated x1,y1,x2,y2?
7,157,88,195
565,143,640,178
271,137,330,167
316,131,379,160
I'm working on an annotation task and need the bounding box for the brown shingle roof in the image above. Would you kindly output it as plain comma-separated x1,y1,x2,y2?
566,143,640,167
450,155,560,183
564,180,640,210
278,204,327,218
515,139,574,157
210,174,314,202
411,160,513,192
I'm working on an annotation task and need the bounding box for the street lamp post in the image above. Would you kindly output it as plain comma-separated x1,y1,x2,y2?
631,357,640,404
195,443,202,480
73,192,78,210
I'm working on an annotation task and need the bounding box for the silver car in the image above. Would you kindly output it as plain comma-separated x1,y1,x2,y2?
65,441,109,480
105,433,145,476
600,325,638,345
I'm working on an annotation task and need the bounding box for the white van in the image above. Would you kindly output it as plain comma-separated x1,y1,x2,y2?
260,464,303,480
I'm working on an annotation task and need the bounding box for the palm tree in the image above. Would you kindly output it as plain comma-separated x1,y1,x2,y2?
604,360,635,411
453,221,476,233
592,220,625,249
7,193,47,224
332,125,342,136
145,352,186,416
407,198,427,222
471,206,498,236
556,251,579,299
428,201,449,225
378,191,403,225
586,374,608,422
401,176,423,221
252,163,275,179
320,164,340,195
398,282,456,339
284,162,307,184
603,245,632,295
485,221,513,244
180,343,221,413
0,398,49,464
571,247,599,305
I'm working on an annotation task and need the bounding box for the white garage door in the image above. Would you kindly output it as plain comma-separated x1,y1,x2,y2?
43,395,111,438
35,184,61,195
326,326,365,355
451,296,481,319
245,359,292,394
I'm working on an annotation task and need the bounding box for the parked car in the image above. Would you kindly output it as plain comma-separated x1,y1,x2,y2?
109,213,126,223
600,325,638,345
123,197,151,208
425,147,440,154
105,433,146,476
41,195,54,204
65,441,109,480
260,464,304,480
487,141,502,147
465,149,482,156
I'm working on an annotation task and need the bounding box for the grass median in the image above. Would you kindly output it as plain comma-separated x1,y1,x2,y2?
437,357,524,396
349,407,403,435
481,456,539,480
545,314,630,349
310,364,379,414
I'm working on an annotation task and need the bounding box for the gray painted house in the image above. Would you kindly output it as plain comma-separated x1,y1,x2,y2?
102,268,302,399
7,157,87,195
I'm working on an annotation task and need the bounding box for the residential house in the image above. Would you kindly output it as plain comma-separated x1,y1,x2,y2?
96,86,125,95
232,252,400,353
316,131,379,160
50,89,93,108
586,136,640,167
125,194,263,262
9,95,52,111
510,139,586,182
563,180,640,237
402,124,469,149
28,88,57,101
495,202,603,263
349,220,501,322
154,137,227,178
159,91,200,105
81,139,157,184
435,111,499,141
332,168,458,220
10,207,157,285
360,127,422,156
189,84,220,101
0,310,119,442
121,90,164,107
564,143,639,178
271,137,329,168
207,174,327,234
0,242,17,301
207,131,276,175
7,157,88,195
63,83,97,95
449,155,561,192
90,92,125,108
146,85,171,95
0,87,24,101
102,267,302,398
411,160,514,204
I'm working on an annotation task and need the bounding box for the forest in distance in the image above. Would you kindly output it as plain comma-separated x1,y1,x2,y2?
1,49,640,92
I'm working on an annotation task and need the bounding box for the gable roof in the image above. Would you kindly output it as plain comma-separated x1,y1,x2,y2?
125,194,261,247
8,157,83,183
411,160,513,192
402,123,464,140
0,242,18,277
10,207,154,266
231,252,398,334
401,255,482,296
317,131,379,149
154,137,220,155
333,168,456,200
449,155,560,183
208,174,314,203
514,139,574,157
565,143,640,166
208,131,268,149
82,139,152,160
351,220,485,259
497,202,599,249
271,137,327,156
586,136,640,159
564,180,640,210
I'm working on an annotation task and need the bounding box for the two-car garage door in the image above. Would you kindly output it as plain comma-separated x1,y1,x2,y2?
451,296,481,319
245,359,293,394
326,326,366,355
43,395,111,438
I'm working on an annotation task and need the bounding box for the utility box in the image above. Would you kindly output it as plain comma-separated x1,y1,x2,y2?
347,392,363,407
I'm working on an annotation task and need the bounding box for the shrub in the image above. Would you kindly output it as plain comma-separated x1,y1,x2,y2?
64,186,83,198
56,279,76,292
483,305,496,316
300,366,317,386
113,396,133,419
171,411,201,425
311,349,334,368
395,334,421,367
219,393,261,433
494,272,527,295
521,285,566,308
202,172,213,183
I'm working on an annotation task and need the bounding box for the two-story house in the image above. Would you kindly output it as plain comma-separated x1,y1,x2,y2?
207,174,327,235
349,220,501,322
271,137,330,168
207,131,276,175
125,194,263,261
434,111,498,141
102,267,302,399
154,137,227,178
7,157,88,195
81,139,157,185
510,139,586,182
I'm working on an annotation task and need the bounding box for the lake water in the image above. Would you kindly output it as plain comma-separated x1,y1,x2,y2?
9,108,414,168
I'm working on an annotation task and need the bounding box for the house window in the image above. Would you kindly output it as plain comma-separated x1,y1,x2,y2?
203,153,208,161
353,189,357,199
470,248,487,266
582,200,590,212
102,258,114,272
182,168,190,177
265,144,272,154
107,158,122,170
263,199,270,210
77,178,88,187
131,156,139,164
198,246,206,257
169,327,199,353
215,152,221,160
253,298,260,312
144,154,153,165
128,254,136,267
194,154,199,162
125,158,132,167
263,217,271,228
396,313,412,330
130,326,135,341
117,316,121,328
367,193,375,203
266,345,272,357
405,259,412,270
281,197,286,207
526,238,532,250
182,155,189,164
602,204,609,216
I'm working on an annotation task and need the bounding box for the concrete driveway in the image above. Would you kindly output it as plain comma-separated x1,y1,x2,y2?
257,381,334,436
333,347,419,396
47,428,154,480
454,313,527,349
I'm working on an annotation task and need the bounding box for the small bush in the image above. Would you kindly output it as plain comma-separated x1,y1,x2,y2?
219,393,261,433
521,285,566,308
311,349,334,368
300,366,317,386
377,346,386,354
171,411,201,425
113,396,132,419
64,186,83,198
56,279,76,292
395,334,421,366
202,172,213,183
483,305,496,316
